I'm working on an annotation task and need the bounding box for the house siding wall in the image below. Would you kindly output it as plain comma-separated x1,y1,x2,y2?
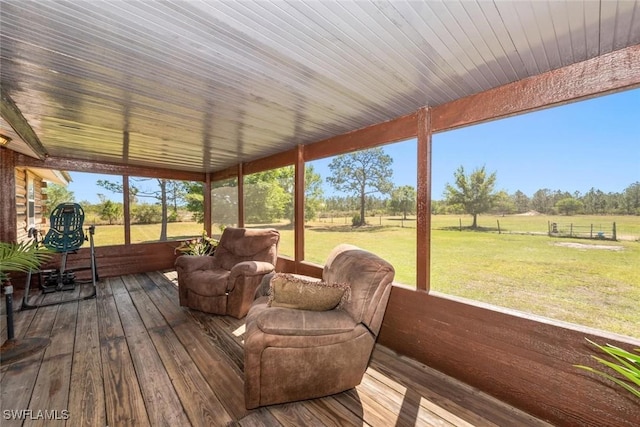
15,167,45,243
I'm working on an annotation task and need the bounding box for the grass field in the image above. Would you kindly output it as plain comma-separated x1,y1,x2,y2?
87,214,639,338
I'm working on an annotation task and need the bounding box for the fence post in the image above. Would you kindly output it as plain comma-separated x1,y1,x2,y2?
570,223,573,237
459,218,462,231
590,224,593,239
613,222,617,241
497,220,501,234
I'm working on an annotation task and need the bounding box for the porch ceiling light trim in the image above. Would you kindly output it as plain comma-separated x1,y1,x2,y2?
0,89,48,159
0,134,11,145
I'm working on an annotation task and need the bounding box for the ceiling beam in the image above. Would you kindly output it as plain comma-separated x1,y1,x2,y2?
15,153,204,182
432,44,640,133
304,112,418,162
0,88,48,160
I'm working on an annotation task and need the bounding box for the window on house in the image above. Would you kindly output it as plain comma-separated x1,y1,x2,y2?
27,175,35,228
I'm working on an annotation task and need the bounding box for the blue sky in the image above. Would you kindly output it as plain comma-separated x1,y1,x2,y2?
69,88,639,203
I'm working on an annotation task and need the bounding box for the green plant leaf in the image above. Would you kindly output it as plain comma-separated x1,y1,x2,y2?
591,356,640,386
575,364,640,399
0,241,51,282
577,338,640,400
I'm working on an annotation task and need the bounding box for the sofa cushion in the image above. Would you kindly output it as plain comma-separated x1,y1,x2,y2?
254,302,357,335
267,273,351,311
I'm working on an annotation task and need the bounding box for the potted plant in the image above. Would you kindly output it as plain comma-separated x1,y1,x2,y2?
174,230,218,256
0,240,51,284
1,240,51,364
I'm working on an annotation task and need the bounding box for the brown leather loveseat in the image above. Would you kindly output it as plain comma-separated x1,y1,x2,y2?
243,244,395,409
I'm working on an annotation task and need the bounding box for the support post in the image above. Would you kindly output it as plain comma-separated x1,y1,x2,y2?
294,145,305,270
416,107,431,292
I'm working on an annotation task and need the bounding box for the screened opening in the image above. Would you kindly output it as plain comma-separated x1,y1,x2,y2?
430,89,640,338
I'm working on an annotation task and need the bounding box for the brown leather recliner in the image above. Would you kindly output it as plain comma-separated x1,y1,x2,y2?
243,244,395,409
175,227,280,319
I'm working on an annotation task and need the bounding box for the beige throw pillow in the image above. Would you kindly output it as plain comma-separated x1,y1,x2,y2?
267,273,351,311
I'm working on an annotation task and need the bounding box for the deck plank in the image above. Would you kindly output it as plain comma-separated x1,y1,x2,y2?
68,298,106,427
24,302,77,427
0,271,553,427
100,336,150,427
265,402,328,426
96,280,125,340
0,351,47,427
126,331,191,426
136,272,247,420
187,310,245,371
113,286,148,338
99,275,149,427
123,276,168,330
148,326,234,427
110,278,190,427
303,397,372,427
134,274,185,326
359,369,458,427
371,346,550,427
170,319,247,420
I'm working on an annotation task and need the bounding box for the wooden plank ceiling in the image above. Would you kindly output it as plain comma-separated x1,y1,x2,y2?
1,1,639,173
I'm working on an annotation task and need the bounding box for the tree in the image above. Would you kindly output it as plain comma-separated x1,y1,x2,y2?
622,181,640,215
443,165,497,229
43,183,75,215
327,148,394,226
184,181,206,223
583,187,607,214
97,194,122,225
530,188,553,214
491,190,515,215
512,190,530,213
97,178,174,241
302,165,324,222
389,185,416,219
555,197,584,215
244,179,289,223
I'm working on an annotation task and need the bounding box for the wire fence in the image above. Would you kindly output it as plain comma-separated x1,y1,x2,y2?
548,221,616,240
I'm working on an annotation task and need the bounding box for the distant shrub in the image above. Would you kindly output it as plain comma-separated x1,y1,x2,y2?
132,204,162,224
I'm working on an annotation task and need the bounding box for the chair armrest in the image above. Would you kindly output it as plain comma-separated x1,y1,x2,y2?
255,272,275,298
174,255,217,272
254,305,357,336
229,261,275,280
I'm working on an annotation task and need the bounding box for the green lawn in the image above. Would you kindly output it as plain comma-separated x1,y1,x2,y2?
87,215,639,338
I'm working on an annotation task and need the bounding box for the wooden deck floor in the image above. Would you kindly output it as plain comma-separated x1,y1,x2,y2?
1,272,552,427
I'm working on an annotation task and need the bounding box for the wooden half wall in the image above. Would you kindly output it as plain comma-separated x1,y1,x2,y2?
378,286,640,426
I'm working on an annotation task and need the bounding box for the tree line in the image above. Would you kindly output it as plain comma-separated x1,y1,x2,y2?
44,148,640,239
